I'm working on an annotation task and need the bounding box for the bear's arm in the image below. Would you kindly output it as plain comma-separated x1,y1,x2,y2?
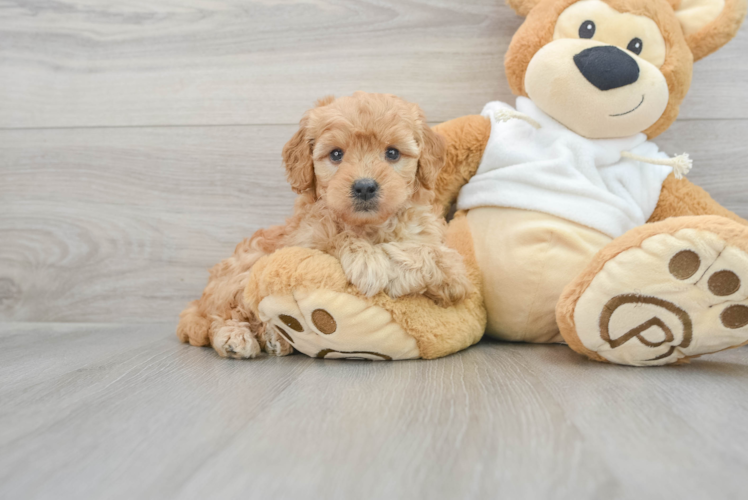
432,115,492,216
649,174,748,225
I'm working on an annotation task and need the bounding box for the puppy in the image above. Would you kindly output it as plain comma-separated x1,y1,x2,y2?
177,92,473,358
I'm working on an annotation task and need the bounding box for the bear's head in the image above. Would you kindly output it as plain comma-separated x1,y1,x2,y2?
505,0,746,139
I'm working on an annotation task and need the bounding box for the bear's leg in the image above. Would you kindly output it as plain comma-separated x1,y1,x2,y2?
466,207,612,343
244,224,486,361
558,216,748,366
649,174,747,225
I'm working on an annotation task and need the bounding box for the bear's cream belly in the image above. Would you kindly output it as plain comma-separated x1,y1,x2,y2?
466,207,612,343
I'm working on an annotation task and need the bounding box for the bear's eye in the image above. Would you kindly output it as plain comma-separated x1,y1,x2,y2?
627,38,643,55
385,147,400,162
579,20,596,39
330,149,344,163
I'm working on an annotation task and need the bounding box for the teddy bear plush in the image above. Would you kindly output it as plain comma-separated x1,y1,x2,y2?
247,0,748,365
430,0,748,365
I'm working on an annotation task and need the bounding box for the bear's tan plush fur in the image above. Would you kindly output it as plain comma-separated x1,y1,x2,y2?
428,0,748,365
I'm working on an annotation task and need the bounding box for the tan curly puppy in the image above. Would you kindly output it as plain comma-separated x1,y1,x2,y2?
177,92,474,359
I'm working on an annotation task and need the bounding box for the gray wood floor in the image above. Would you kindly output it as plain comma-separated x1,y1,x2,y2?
2,1,748,499
3,323,748,500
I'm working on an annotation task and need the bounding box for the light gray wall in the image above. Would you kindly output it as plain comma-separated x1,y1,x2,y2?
2,0,747,323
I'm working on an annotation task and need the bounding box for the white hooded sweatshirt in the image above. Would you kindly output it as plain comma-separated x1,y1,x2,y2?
456,97,674,238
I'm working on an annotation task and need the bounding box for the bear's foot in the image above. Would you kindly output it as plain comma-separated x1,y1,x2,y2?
558,216,748,366
244,222,487,362
244,247,425,361
257,288,421,361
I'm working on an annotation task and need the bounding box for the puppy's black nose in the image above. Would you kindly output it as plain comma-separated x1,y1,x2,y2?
574,46,640,91
351,178,379,201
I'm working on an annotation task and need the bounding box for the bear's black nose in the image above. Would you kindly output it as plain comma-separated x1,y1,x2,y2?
574,45,640,91
351,178,379,201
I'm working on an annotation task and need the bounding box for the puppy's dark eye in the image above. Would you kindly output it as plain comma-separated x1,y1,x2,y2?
385,148,400,161
579,20,596,39
627,38,643,55
329,149,344,163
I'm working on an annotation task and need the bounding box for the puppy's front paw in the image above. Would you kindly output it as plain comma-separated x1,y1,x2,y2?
263,325,294,357
340,253,391,297
426,274,474,308
349,270,389,297
211,320,262,359
383,272,425,300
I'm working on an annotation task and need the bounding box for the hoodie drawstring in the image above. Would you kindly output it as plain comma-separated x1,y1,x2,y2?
494,109,542,129
621,151,693,179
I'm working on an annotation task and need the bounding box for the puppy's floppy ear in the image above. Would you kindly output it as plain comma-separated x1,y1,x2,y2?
283,95,335,194
282,97,335,194
675,0,747,61
506,0,542,17
282,114,315,194
416,112,446,192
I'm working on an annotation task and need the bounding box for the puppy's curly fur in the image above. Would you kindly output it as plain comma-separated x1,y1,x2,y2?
177,92,474,358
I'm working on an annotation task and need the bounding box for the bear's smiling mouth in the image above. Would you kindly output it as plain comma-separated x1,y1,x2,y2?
610,95,645,117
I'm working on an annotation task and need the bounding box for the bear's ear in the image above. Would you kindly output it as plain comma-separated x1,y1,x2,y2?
675,0,747,61
506,0,543,17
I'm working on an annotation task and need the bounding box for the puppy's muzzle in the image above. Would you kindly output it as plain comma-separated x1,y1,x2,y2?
351,178,380,211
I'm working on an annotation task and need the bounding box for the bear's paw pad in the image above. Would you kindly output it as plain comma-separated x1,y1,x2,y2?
575,228,748,366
